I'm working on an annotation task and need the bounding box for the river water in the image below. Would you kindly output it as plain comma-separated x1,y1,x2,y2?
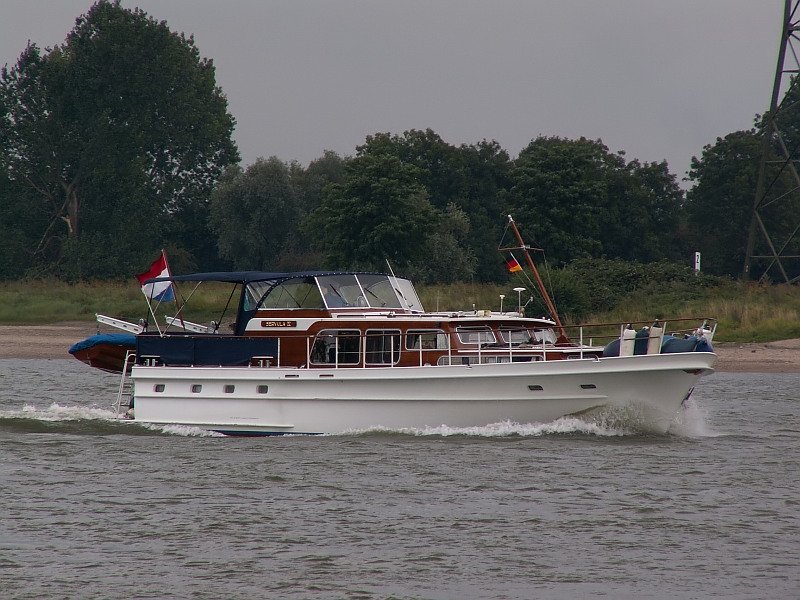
0,359,797,599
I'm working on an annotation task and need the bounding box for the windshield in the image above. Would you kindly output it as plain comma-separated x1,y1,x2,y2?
315,274,424,311
258,278,324,309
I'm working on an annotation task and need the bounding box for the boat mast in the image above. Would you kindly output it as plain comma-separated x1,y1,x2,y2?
506,215,567,338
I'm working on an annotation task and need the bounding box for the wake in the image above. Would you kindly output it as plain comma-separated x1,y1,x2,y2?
0,402,221,437
341,401,718,439
1,400,716,439
341,418,637,438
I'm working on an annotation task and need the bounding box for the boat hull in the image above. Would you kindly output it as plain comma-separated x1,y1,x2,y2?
69,336,136,374
129,352,716,435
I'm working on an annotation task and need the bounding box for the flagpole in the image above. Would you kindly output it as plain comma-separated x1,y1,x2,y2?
161,249,185,331
506,215,568,340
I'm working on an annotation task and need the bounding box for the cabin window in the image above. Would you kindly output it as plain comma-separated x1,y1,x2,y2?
532,328,557,344
480,355,512,364
405,329,448,350
435,355,512,366
154,384,165,392
365,329,401,365
257,385,269,394
310,329,361,365
499,328,533,345
224,384,235,394
456,326,496,345
191,384,202,393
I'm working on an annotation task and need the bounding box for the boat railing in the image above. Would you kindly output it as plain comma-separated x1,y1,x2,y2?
301,329,565,368
563,317,717,356
297,317,716,368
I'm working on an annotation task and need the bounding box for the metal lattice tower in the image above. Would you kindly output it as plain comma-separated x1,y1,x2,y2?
744,0,800,283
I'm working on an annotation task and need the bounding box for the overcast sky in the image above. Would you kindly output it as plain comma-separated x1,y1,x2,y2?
0,1,784,180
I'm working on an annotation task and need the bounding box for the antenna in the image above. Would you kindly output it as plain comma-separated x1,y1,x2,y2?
513,287,525,314
744,0,800,283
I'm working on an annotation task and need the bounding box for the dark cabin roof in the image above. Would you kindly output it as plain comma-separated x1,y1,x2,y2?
145,271,388,285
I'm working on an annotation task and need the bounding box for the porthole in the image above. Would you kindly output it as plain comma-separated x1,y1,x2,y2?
528,384,543,391
224,384,235,394
154,384,165,392
580,384,597,390
191,384,203,393
257,385,269,394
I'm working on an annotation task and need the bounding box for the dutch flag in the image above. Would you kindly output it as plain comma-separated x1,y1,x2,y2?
136,251,175,302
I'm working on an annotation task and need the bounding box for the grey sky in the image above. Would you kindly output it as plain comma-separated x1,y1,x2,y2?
0,1,783,180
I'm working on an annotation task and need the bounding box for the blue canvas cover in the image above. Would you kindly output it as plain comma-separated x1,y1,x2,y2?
603,333,713,357
69,333,137,355
135,334,279,366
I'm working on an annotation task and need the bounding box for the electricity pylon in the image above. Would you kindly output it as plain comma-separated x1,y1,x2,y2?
743,0,800,283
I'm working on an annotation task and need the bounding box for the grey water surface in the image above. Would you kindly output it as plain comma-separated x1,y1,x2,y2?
0,359,798,599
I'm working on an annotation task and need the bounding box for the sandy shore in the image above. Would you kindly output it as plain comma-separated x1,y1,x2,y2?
0,322,797,373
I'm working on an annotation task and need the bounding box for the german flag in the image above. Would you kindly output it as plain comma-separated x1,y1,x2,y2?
505,253,523,273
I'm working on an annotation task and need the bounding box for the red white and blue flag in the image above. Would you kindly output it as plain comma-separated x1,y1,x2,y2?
136,251,175,302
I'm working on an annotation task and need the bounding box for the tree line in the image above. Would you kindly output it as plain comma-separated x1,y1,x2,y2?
2,0,798,283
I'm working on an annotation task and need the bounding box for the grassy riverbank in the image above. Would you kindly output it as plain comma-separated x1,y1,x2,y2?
1,278,799,343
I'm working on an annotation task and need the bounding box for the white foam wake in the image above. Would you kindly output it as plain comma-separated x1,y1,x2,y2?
668,397,720,437
18,402,119,422
341,418,633,438
138,422,225,437
6,403,222,437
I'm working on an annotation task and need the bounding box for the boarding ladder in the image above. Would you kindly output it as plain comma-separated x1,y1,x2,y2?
114,351,137,416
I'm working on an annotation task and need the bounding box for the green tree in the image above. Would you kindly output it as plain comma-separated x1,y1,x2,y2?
308,152,438,272
281,151,348,270
0,173,48,278
457,139,513,281
358,129,467,210
505,136,685,266
408,203,477,283
210,157,299,270
0,0,238,277
294,150,348,215
684,131,763,277
353,130,510,280
604,159,686,263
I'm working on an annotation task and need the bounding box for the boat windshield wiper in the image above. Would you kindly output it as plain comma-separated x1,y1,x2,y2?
329,284,347,304
364,286,386,307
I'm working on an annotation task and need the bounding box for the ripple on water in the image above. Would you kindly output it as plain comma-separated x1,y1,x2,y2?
0,362,798,599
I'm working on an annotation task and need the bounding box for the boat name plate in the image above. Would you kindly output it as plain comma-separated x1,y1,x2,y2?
260,320,297,328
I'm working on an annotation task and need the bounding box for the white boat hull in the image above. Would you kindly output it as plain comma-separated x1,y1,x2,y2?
129,352,716,435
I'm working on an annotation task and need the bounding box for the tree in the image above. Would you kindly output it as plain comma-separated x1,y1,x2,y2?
358,129,467,210
505,136,685,266
308,152,438,272
281,151,349,269
0,0,238,277
210,158,299,270
292,150,348,215
0,173,47,278
684,131,763,277
456,139,512,281
603,159,686,263
351,130,510,280
408,202,477,283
